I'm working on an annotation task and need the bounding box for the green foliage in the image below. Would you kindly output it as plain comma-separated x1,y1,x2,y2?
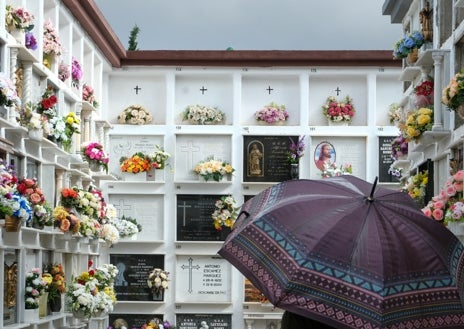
128,24,140,51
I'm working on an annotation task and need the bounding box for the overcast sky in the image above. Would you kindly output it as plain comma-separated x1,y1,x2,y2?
94,0,403,51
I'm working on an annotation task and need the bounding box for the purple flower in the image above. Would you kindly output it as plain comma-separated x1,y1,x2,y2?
287,135,305,164
71,57,83,87
25,32,37,50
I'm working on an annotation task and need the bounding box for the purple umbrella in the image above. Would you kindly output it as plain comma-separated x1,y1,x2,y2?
219,175,464,329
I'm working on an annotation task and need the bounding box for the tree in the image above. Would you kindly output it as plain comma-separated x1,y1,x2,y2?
128,24,140,51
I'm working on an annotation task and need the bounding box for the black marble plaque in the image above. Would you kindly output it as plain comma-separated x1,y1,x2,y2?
243,135,298,182
109,313,164,329
378,136,398,183
176,313,232,329
110,254,165,301
177,194,231,241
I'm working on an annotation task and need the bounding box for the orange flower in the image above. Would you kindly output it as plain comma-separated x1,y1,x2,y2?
59,218,70,232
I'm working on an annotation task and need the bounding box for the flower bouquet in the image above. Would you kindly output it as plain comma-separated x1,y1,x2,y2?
322,95,355,124
43,263,66,307
402,170,428,203
0,72,21,108
120,152,151,173
321,162,353,178
81,141,109,173
392,31,424,59
5,4,35,33
62,112,81,152
287,135,305,164
212,195,239,230
45,116,67,144
388,166,403,179
53,205,80,234
25,268,47,309
388,103,402,125
17,178,51,228
43,19,63,58
25,32,37,50
100,223,120,245
141,318,176,329
390,134,408,161
183,104,225,125
254,102,288,124
82,83,99,108
193,157,235,182
112,215,140,238
118,105,153,125
71,57,82,88
75,188,101,219
442,71,464,116
414,79,434,107
37,87,58,120
60,187,79,208
58,62,70,82
422,170,464,225
403,107,433,142
147,268,169,296
148,145,170,170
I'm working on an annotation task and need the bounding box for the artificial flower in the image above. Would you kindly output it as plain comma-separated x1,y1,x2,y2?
147,268,169,295
212,195,239,230
0,72,21,107
254,102,288,124
82,83,99,108
81,142,110,173
442,70,464,111
43,19,63,56
58,62,70,82
120,152,151,173
321,162,353,178
183,104,225,125
390,134,408,161
287,135,305,164
148,145,170,169
25,268,47,309
403,107,433,142
322,95,355,123
72,57,83,88
25,32,37,50
193,157,235,182
392,31,424,59
5,5,35,32
403,170,428,202
117,105,153,125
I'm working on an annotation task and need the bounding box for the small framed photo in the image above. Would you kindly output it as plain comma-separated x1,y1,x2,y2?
314,141,336,171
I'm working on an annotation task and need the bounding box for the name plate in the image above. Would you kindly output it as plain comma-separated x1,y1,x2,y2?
110,254,164,301
243,135,298,182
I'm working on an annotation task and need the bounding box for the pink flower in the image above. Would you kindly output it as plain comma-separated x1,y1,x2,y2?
432,208,444,221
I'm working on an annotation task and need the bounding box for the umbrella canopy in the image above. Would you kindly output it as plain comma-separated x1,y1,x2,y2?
218,176,464,329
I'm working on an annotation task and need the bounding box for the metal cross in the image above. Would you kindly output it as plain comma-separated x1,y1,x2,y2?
200,86,207,94
181,257,201,293
134,85,142,94
266,86,273,94
335,87,341,95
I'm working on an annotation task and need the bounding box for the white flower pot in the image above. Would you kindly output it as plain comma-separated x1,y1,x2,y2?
328,120,350,126
10,29,25,45
447,222,464,236
24,308,39,322
28,129,43,141
122,172,147,181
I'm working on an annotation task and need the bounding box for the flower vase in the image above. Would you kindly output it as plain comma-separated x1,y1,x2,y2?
39,292,48,318
28,129,43,141
89,161,102,172
4,214,21,232
43,53,54,70
122,172,147,181
152,290,164,301
406,48,418,65
455,105,464,119
48,296,62,313
257,120,286,126
147,168,156,181
447,222,464,236
10,29,25,45
328,120,349,126
198,175,225,182
24,308,39,322
290,163,299,180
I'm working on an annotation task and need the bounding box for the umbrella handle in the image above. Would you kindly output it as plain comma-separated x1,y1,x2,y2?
237,210,250,220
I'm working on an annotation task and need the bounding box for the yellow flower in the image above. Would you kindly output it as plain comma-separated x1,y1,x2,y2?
416,114,431,126
417,107,432,115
